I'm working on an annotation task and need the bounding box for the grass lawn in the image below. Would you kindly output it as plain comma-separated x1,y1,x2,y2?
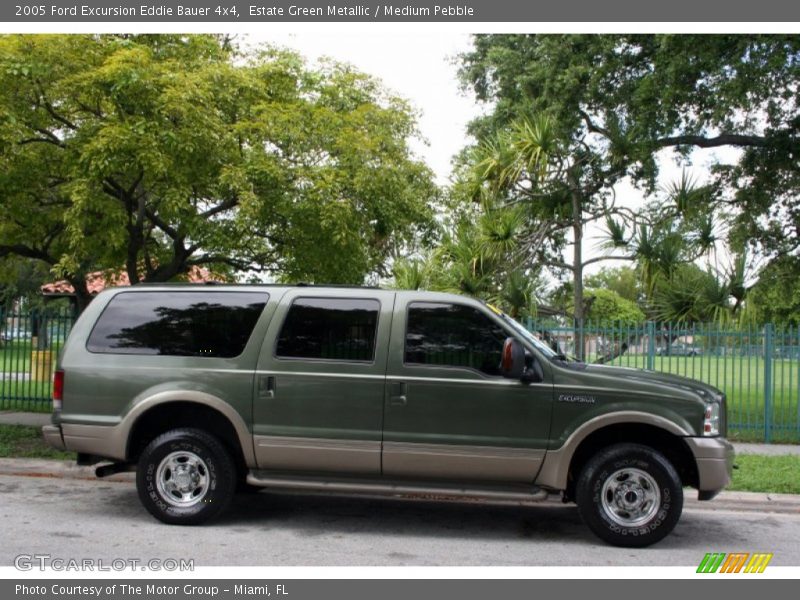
0,424,75,460
0,340,58,412
728,454,800,495
0,342,32,372
0,381,54,412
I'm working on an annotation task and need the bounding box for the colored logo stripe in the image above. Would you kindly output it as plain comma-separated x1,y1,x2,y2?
697,552,725,573
720,553,749,573
744,553,773,573
697,553,726,573
697,552,773,573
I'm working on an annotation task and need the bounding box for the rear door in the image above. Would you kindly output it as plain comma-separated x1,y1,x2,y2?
253,289,395,475
382,295,553,483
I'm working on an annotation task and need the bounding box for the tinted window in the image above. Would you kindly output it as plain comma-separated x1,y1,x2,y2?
405,302,507,376
276,297,379,362
87,291,268,358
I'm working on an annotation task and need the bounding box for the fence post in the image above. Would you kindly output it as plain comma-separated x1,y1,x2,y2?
764,323,773,444
646,321,656,370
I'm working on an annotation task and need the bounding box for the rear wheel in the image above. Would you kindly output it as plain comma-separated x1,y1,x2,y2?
575,443,683,547
136,428,236,525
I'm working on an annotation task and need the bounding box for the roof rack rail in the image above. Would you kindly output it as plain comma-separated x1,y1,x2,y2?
296,282,381,289
132,281,383,289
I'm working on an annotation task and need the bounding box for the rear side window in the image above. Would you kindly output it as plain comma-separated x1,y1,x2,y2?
405,302,507,376
87,291,269,358
276,297,379,362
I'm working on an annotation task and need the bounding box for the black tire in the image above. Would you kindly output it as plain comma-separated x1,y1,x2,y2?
136,428,236,525
575,443,683,547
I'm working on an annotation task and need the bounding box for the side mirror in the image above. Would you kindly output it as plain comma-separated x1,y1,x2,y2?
521,352,544,383
501,337,525,379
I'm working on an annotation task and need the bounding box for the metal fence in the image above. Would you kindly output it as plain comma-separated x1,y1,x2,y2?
0,305,76,412
526,319,800,443
1,305,798,442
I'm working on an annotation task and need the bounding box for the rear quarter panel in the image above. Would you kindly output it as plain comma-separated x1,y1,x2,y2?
57,287,285,436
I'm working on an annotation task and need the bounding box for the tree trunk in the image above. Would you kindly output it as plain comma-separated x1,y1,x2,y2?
69,277,93,314
570,187,585,361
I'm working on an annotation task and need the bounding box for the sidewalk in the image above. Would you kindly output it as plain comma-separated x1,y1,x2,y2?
0,411,51,427
732,442,800,456
1,411,799,455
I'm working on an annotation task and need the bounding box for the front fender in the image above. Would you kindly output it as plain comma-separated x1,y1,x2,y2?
535,411,691,491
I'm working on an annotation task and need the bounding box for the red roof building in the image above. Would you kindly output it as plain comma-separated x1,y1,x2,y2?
41,266,218,297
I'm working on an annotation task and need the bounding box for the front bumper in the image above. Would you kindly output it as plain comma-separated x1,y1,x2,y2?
42,424,66,451
684,436,735,500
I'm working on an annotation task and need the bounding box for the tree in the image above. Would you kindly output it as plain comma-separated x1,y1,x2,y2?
459,35,800,339
746,256,800,325
0,257,51,307
466,114,639,358
0,35,436,310
583,288,645,324
391,206,547,320
584,266,641,304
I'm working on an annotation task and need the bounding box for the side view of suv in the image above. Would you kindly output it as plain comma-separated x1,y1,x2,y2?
43,284,734,547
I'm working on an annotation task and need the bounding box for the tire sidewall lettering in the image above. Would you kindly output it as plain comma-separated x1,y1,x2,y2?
136,429,233,524
587,450,677,540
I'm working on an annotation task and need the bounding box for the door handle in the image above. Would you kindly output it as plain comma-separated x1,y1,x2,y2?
258,375,276,399
389,381,407,406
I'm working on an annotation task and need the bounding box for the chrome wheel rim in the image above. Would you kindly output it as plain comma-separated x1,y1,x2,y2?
600,467,661,527
156,450,209,508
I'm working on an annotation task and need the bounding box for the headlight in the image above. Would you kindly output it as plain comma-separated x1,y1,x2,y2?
703,402,720,436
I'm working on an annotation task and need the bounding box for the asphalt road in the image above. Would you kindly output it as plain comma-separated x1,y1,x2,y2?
1,473,799,567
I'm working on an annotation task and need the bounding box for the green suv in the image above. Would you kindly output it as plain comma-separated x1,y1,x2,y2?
43,284,734,547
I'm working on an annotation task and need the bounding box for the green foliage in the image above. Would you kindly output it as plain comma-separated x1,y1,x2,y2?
390,204,546,320
747,256,800,325
0,424,75,459
464,113,582,268
584,267,641,304
0,35,436,303
0,259,51,306
460,34,800,257
391,256,436,291
650,263,743,324
583,288,645,323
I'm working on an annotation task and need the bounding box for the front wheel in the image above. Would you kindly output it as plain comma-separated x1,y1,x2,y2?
136,428,236,525
575,443,683,547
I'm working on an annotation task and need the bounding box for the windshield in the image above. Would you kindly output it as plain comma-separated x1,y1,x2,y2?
484,304,560,359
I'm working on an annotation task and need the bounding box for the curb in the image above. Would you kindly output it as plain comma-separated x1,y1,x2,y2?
1,457,799,514
684,491,800,514
0,457,134,483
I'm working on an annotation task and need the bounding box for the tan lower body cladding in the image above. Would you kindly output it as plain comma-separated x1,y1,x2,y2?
253,435,544,482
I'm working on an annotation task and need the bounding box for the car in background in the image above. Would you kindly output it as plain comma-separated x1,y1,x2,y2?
0,327,32,343
657,342,702,356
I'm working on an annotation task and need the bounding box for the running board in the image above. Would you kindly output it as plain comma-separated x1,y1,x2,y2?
246,472,550,503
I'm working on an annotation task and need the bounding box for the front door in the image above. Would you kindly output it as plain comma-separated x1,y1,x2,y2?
253,289,395,475
382,295,553,483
